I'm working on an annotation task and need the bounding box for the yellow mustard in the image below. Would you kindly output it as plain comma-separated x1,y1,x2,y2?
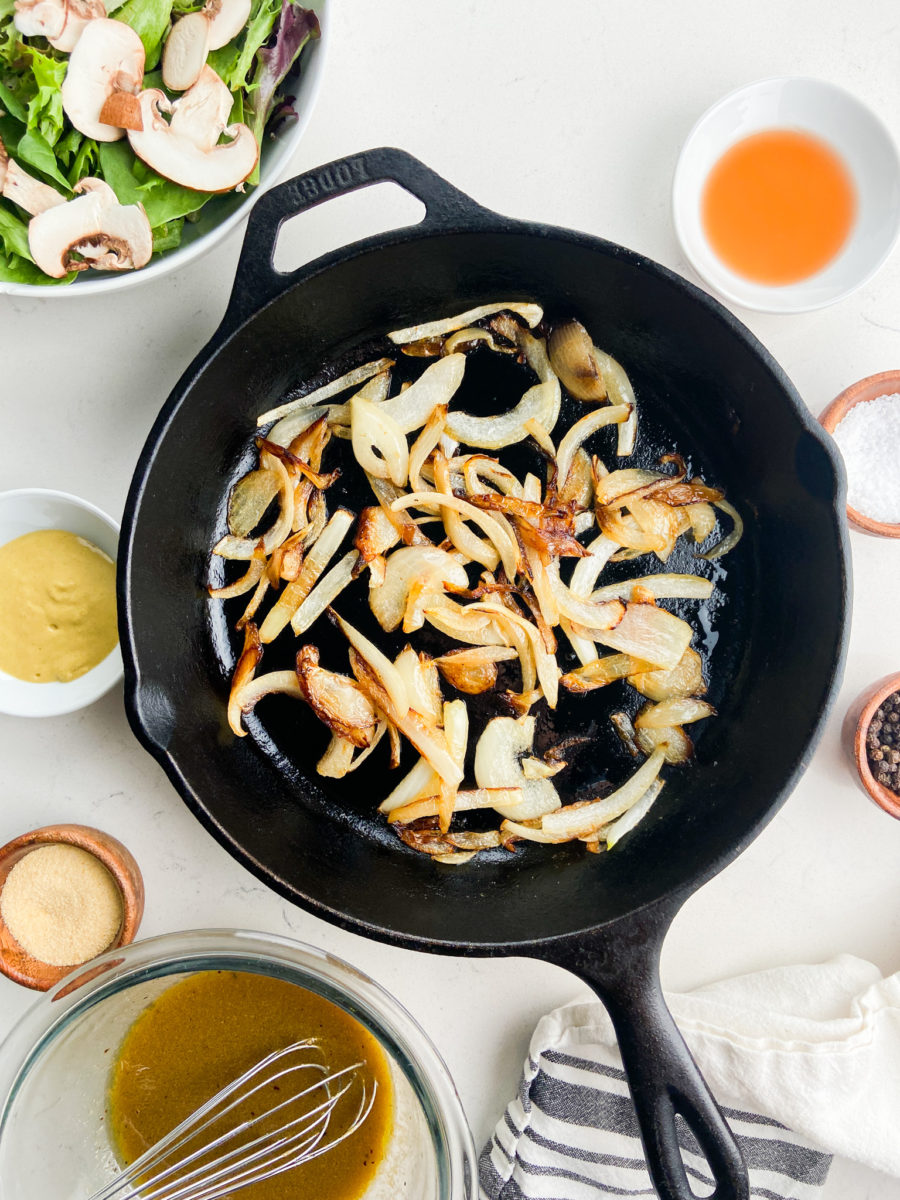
0,529,117,683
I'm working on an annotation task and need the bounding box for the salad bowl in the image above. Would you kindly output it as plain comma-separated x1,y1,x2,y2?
0,0,329,297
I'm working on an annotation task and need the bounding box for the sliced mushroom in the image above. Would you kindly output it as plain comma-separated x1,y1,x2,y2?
161,0,250,93
28,178,152,278
50,0,106,52
129,66,259,192
13,0,67,41
14,0,104,47
61,18,145,141
162,11,211,92
204,0,251,49
0,135,66,215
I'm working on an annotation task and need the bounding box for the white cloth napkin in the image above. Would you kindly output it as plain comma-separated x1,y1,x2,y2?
480,955,900,1199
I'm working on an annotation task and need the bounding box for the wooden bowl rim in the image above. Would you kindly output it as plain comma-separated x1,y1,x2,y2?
0,824,144,991
852,672,900,819
820,371,900,538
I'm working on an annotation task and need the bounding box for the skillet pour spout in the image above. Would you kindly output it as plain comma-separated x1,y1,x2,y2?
119,147,849,1200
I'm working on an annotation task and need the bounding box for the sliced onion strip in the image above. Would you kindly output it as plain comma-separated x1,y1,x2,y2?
351,396,409,486
590,347,637,456
257,359,395,426
214,453,294,560
542,750,665,840
388,303,542,344
590,573,714,603
392,491,519,580
595,603,693,670
290,550,360,636
699,500,743,560
334,612,411,719
634,697,716,728
556,404,631,489
258,508,355,643
604,778,664,848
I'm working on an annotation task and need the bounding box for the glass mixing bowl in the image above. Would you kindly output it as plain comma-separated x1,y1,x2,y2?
0,929,477,1199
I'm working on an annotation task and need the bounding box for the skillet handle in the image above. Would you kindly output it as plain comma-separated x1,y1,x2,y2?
222,146,495,334
539,901,748,1200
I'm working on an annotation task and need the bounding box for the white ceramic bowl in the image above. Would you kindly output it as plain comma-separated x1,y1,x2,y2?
0,2,328,299
0,489,123,717
673,76,900,313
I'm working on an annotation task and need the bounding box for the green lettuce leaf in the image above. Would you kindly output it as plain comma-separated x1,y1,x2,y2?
16,127,73,189
0,200,32,259
0,252,77,284
217,0,280,91
113,0,174,69
68,136,99,185
23,45,67,146
151,216,184,253
0,76,28,124
98,140,209,225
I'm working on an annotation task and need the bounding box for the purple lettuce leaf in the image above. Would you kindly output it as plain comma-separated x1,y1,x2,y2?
247,2,319,148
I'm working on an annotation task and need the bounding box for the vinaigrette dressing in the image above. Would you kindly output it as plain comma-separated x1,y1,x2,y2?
702,128,856,285
108,971,393,1200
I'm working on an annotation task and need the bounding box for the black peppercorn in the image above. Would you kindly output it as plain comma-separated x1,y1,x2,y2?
867,691,900,795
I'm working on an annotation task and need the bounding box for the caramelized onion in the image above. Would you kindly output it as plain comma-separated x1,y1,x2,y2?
295,645,376,748
548,320,608,402
590,573,714,603
595,603,693,670
290,550,359,636
542,750,665,840
634,697,715,728
388,303,542,344
258,509,355,643
434,646,518,694
699,499,743,560
369,546,468,633
257,358,395,426
474,715,561,820
351,396,409,486
628,648,706,701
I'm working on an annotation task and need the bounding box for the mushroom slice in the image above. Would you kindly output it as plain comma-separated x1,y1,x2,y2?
13,0,67,40
162,11,211,92
204,0,251,49
0,137,65,216
50,0,107,52
61,18,145,142
28,178,152,278
129,66,259,192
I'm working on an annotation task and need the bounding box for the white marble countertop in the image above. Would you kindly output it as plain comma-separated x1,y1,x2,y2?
3,1,900,1195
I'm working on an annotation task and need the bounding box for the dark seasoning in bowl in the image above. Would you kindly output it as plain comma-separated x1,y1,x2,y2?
864,691,900,793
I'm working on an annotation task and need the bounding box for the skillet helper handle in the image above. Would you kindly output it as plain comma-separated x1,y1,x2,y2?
543,907,748,1200
223,146,493,332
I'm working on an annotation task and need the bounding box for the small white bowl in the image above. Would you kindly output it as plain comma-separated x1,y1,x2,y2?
673,77,900,313
0,0,329,300
0,489,122,718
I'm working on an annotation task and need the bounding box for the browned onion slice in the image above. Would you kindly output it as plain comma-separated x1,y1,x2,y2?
388,303,542,344
295,645,377,748
628,647,706,701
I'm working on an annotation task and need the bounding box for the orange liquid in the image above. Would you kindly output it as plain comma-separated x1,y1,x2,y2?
701,128,856,285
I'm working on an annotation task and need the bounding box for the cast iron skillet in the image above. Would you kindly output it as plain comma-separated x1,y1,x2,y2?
119,148,849,1200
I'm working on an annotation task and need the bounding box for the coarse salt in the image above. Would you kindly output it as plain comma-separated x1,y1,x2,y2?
832,393,900,525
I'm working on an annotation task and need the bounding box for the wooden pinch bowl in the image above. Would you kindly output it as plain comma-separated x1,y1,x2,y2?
819,370,900,537
843,672,900,819
0,825,144,991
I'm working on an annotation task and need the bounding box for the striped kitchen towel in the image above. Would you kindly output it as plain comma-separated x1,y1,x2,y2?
481,955,900,1198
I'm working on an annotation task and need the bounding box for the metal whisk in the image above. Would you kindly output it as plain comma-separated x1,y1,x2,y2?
88,1040,377,1200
